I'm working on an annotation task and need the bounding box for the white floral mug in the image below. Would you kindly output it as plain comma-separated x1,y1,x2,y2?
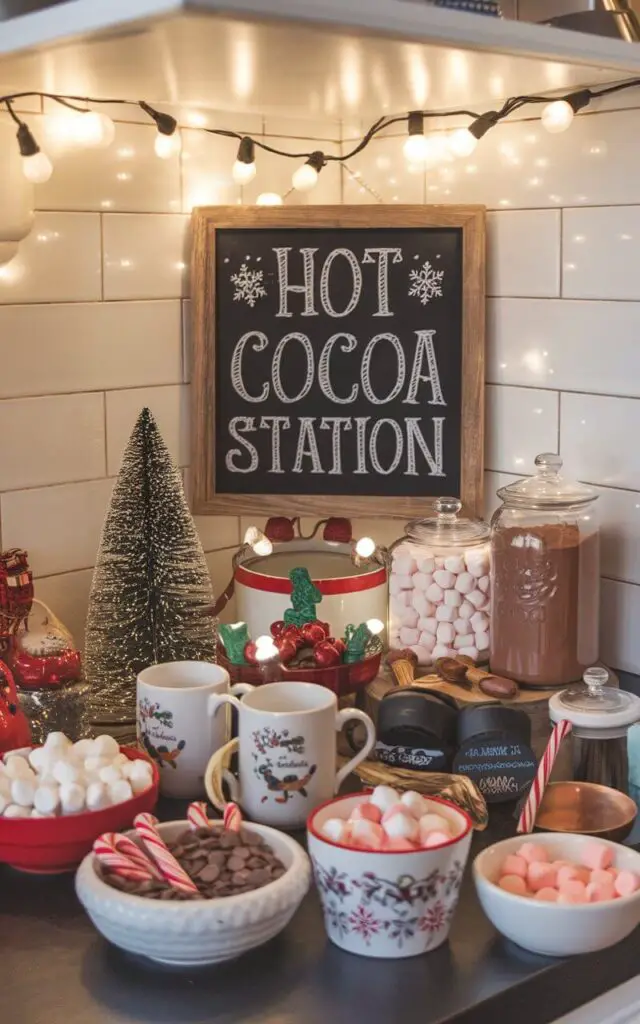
208,681,376,829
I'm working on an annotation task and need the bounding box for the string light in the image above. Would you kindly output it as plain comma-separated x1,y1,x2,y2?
78,111,115,148
448,126,479,158
366,618,384,635
403,111,430,163
292,151,324,192
354,537,376,559
139,101,181,158
243,526,273,557
15,122,53,183
541,90,590,134
232,136,257,184
154,131,182,158
256,192,283,206
255,635,279,661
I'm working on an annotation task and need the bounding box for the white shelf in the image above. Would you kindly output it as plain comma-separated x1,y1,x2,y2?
2,0,640,116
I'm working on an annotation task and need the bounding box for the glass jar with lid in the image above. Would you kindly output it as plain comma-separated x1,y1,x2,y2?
388,497,491,667
490,453,600,687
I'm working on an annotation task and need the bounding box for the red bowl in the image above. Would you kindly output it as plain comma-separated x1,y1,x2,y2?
217,648,381,697
0,747,159,873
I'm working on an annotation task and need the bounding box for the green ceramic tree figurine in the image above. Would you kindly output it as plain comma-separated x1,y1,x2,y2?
219,622,250,664
283,567,323,627
344,622,372,664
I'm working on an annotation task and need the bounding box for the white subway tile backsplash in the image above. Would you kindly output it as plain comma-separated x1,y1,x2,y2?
341,137,425,205
485,384,559,474
0,300,182,398
561,392,640,491
488,298,640,397
102,214,189,300
0,393,105,490
241,138,341,206
563,207,640,300
596,486,640,587
2,479,113,577
206,549,236,620
34,569,93,649
105,384,189,476
0,213,101,304
487,210,560,297
181,129,241,212
262,116,341,141
600,578,640,674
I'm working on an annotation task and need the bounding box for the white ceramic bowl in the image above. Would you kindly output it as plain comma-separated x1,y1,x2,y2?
75,819,311,966
473,832,640,957
307,792,473,959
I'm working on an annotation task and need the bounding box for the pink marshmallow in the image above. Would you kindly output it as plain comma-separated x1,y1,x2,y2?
418,632,437,652
557,865,590,886
383,836,419,851
397,607,419,628
418,556,435,574
350,802,382,824
528,862,558,892
586,881,616,903
390,592,412,611
499,875,529,896
501,854,528,879
392,556,417,576
399,627,420,646
590,869,614,887
435,604,456,623
418,813,452,838
351,819,385,850
413,572,433,591
422,830,452,848
458,646,479,661
534,887,559,902
478,575,490,593
433,569,456,590
444,589,463,608
453,618,469,635
466,553,489,578
581,841,614,872
426,583,444,603
458,600,474,619
454,572,474,595
558,879,587,900
436,622,456,645
475,631,490,652
393,573,414,590
418,616,438,635
470,610,489,633
389,577,409,597
411,645,433,663
467,589,488,610
614,871,640,898
444,555,465,574
383,810,419,842
518,843,550,864
454,633,474,650
432,644,453,659
411,592,431,616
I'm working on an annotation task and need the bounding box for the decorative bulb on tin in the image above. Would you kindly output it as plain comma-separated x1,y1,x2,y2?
232,136,256,184
292,151,324,192
243,526,273,557
355,537,376,559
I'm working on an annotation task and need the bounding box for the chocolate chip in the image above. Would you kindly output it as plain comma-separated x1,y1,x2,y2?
227,855,246,872
232,846,251,860
220,832,240,848
232,869,251,885
198,864,220,883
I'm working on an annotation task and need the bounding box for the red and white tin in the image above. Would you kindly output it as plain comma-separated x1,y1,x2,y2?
234,540,388,641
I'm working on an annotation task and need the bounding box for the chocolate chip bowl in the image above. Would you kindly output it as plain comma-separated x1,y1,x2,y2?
74,820,311,966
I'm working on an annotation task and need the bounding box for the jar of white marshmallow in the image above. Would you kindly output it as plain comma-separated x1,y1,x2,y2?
388,497,491,667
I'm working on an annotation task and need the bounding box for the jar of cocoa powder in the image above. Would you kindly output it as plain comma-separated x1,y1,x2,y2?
490,454,600,687
388,498,491,668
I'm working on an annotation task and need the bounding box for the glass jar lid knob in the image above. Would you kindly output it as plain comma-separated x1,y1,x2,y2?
583,666,609,698
433,497,462,521
534,453,563,477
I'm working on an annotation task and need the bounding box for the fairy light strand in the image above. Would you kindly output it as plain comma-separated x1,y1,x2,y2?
2,78,640,196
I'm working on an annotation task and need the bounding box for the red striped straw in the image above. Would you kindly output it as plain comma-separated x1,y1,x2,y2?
187,802,210,830
133,813,199,894
93,834,155,882
517,719,573,834
223,802,243,833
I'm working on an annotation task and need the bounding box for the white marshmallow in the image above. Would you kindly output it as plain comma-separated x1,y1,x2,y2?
53,759,82,786
401,791,429,818
11,778,36,807
475,631,490,652
44,732,72,753
4,757,33,780
398,607,419,629
392,573,413,590
60,782,86,815
470,611,489,633
34,784,60,814
73,738,95,758
392,545,412,560
4,804,30,818
432,644,452,659
98,764,122,785
131,773,153,796
411,592,431,617
466,555,489,578
444,589,462,608
458,601,474,620
426,583,444,603
28,747,47,770
435,605,455,623
418,632,437,652
369,785,400,814
129,758,153,780
444,555,466,574
418,557,435,574
383,810,419,842
322,818,351,844
114,752,130,767
478,575,490,594
410,645,432,664
435,557,445,569
351,819,384,849
452,617,469,636
31,809,53,818
84,755,111,773
433,569,455,590
86,781,112,811
459,646,479,661
390,592,412,612
0,793,8,814
4,747,31,761
117,760,134,780
389,577,406,596
0,775,11,799
399,627,420,646
109,780,133,805
392,555,416,576
436,623,456,645
454,633,475,650
467,589,488,610
454,572,474,595
418,616,438,635
419,812,452,836
412,572,433,592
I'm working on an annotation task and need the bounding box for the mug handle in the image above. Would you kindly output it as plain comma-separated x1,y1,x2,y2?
334,708,376,793
205,686,254,809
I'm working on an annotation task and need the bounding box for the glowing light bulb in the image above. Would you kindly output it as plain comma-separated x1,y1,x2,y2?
232,158,257,184
255,636,278,661
403,132,430,164
448,127,478,158
253,537,273,557
366,618,384,635
154,131,182,158
22,152,53,183
244,526,260,545
292,163,319,192
256,192,283,206
78,112,116,148
355,537,376,559
541,100,574,134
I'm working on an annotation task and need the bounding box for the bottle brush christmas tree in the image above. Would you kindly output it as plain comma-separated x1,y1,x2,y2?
84,408,217,726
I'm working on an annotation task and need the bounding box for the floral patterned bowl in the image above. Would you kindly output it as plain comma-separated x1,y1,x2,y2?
307,792,473,958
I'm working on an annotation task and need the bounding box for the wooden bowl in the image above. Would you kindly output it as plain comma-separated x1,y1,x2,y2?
535,781,637,843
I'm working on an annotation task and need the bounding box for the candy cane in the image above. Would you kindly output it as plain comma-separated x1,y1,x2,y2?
223,802,243,832
110,832,163,879
517,719,573,834
187,802,210,830
93,834,155,882
134,813,199,894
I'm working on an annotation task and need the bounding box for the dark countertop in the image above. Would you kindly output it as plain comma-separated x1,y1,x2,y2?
2,797,640,1024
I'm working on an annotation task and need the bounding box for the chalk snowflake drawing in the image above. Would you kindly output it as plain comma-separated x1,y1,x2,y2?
408,260,444,305
231,263,267,307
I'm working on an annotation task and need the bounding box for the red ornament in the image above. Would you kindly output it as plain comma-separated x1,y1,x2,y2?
280,625,304,650
0,660,31,754
244,641,259,665
327,636,346,655
300,621,328,646
10,646,82,691
313,640,342,668
270,620,286,638
265,517,295,542
274,636,297,664
323,518,352,544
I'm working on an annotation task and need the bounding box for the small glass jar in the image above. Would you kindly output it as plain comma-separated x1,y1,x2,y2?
490,453,600,687
388,497,491,667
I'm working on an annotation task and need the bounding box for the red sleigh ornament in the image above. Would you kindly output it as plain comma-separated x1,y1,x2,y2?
8,599,82,691
0,660,31,754
0,548,34,649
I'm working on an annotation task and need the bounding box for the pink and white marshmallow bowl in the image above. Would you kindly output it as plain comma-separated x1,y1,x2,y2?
307,792,473,959
473,833,640,957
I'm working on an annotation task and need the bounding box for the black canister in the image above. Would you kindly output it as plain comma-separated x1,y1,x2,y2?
452,704,537,803
376,688,458,772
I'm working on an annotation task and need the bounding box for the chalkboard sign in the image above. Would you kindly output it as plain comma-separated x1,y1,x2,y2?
191,206,485,517
453,738,537,804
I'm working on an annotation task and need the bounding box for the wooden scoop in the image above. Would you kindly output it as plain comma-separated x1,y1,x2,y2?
435,655,519,700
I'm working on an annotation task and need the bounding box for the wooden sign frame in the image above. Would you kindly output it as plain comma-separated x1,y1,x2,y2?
191,205,485,518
